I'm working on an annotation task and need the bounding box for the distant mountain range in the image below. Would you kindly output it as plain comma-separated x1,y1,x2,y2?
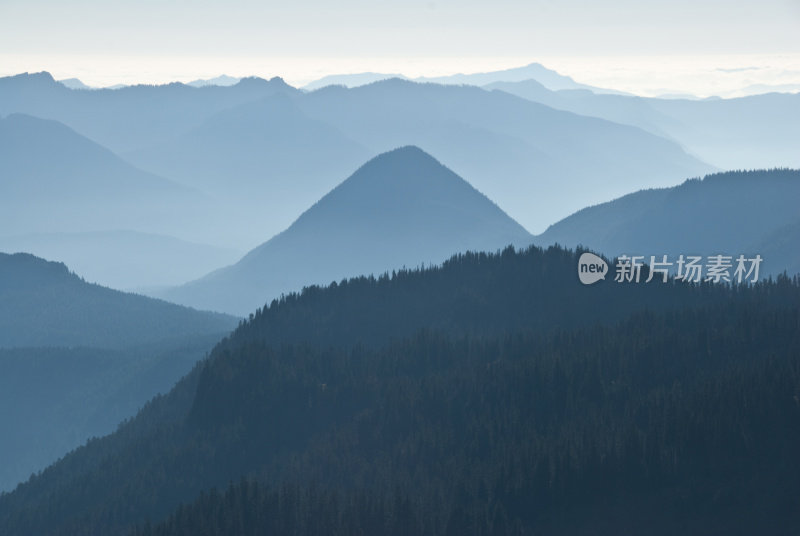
302,62,626,94
292,79,712,232
486,79,800,169
187,74,241,88
535,168,800,277
0,113,248,279
0,252,237,493
0,71,713,238
1,68,797,291
163,146,534,316
0,71,298,153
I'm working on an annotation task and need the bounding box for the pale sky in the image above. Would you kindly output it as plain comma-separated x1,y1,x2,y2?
1,0,799,95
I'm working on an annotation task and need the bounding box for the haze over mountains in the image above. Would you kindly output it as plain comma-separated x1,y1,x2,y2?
0,114,194,236
164,146,534,316
301,62,622,93
486,79,800,169
535,168,800,277
3,247,798,535
1,57,799,535
0,252,237,492
1,68,712,242
291,78,711,232
0,231,241,291
126,93,372,234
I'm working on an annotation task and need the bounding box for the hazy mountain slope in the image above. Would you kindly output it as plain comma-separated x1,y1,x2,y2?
0,336,221,493
163,146,534,316
488,80,800,169
1,72,713,235
0,72,298,153
0,253,238,492
125,95,372,240
297,79,714,232
2,247,798,536
647,92,800,169
485,79,677,139
0,253,238,348
302,71,408,90
303,62,621,93
417,61,623,93
0,231,242,291
0,114,201,238
535,169,800,276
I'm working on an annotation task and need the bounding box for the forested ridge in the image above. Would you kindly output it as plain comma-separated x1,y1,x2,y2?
1,246,798,535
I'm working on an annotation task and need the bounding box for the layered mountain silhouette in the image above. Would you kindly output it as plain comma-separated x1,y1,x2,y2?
416,62,625,93
0,252,237,348
302,62,622,93
536,168,800,276
487,80,800,169
126,94,372,238
0,72,298,153
3,247,798,535
0,72,713,235
187,74,240,88
0,114,199,238
295,79,712,232
163,146,534,315
0,252,238,492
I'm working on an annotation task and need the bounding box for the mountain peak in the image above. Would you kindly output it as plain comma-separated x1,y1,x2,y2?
167,147,533,315
0,71,59,89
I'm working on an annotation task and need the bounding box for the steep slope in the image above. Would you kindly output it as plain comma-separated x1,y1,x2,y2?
535,168,800,277
0,114,201,238
0,252,237,348
163,146,534,316
298,79,714,232
1,247,798,536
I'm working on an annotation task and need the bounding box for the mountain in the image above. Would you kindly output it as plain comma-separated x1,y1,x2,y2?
535,169,800,277
302,71,408,90
186,75,240,88
58,78,93,90
0,231,242,291
0,114,201,238
2,246,798,535
163,146,534,316
487,80,800,169
417,61,624,93
0,72,713,234
0,72,299,153
125,94,372,245
302,62,623,94
297,79,713,232
0,252,237,348
0,252,238,492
